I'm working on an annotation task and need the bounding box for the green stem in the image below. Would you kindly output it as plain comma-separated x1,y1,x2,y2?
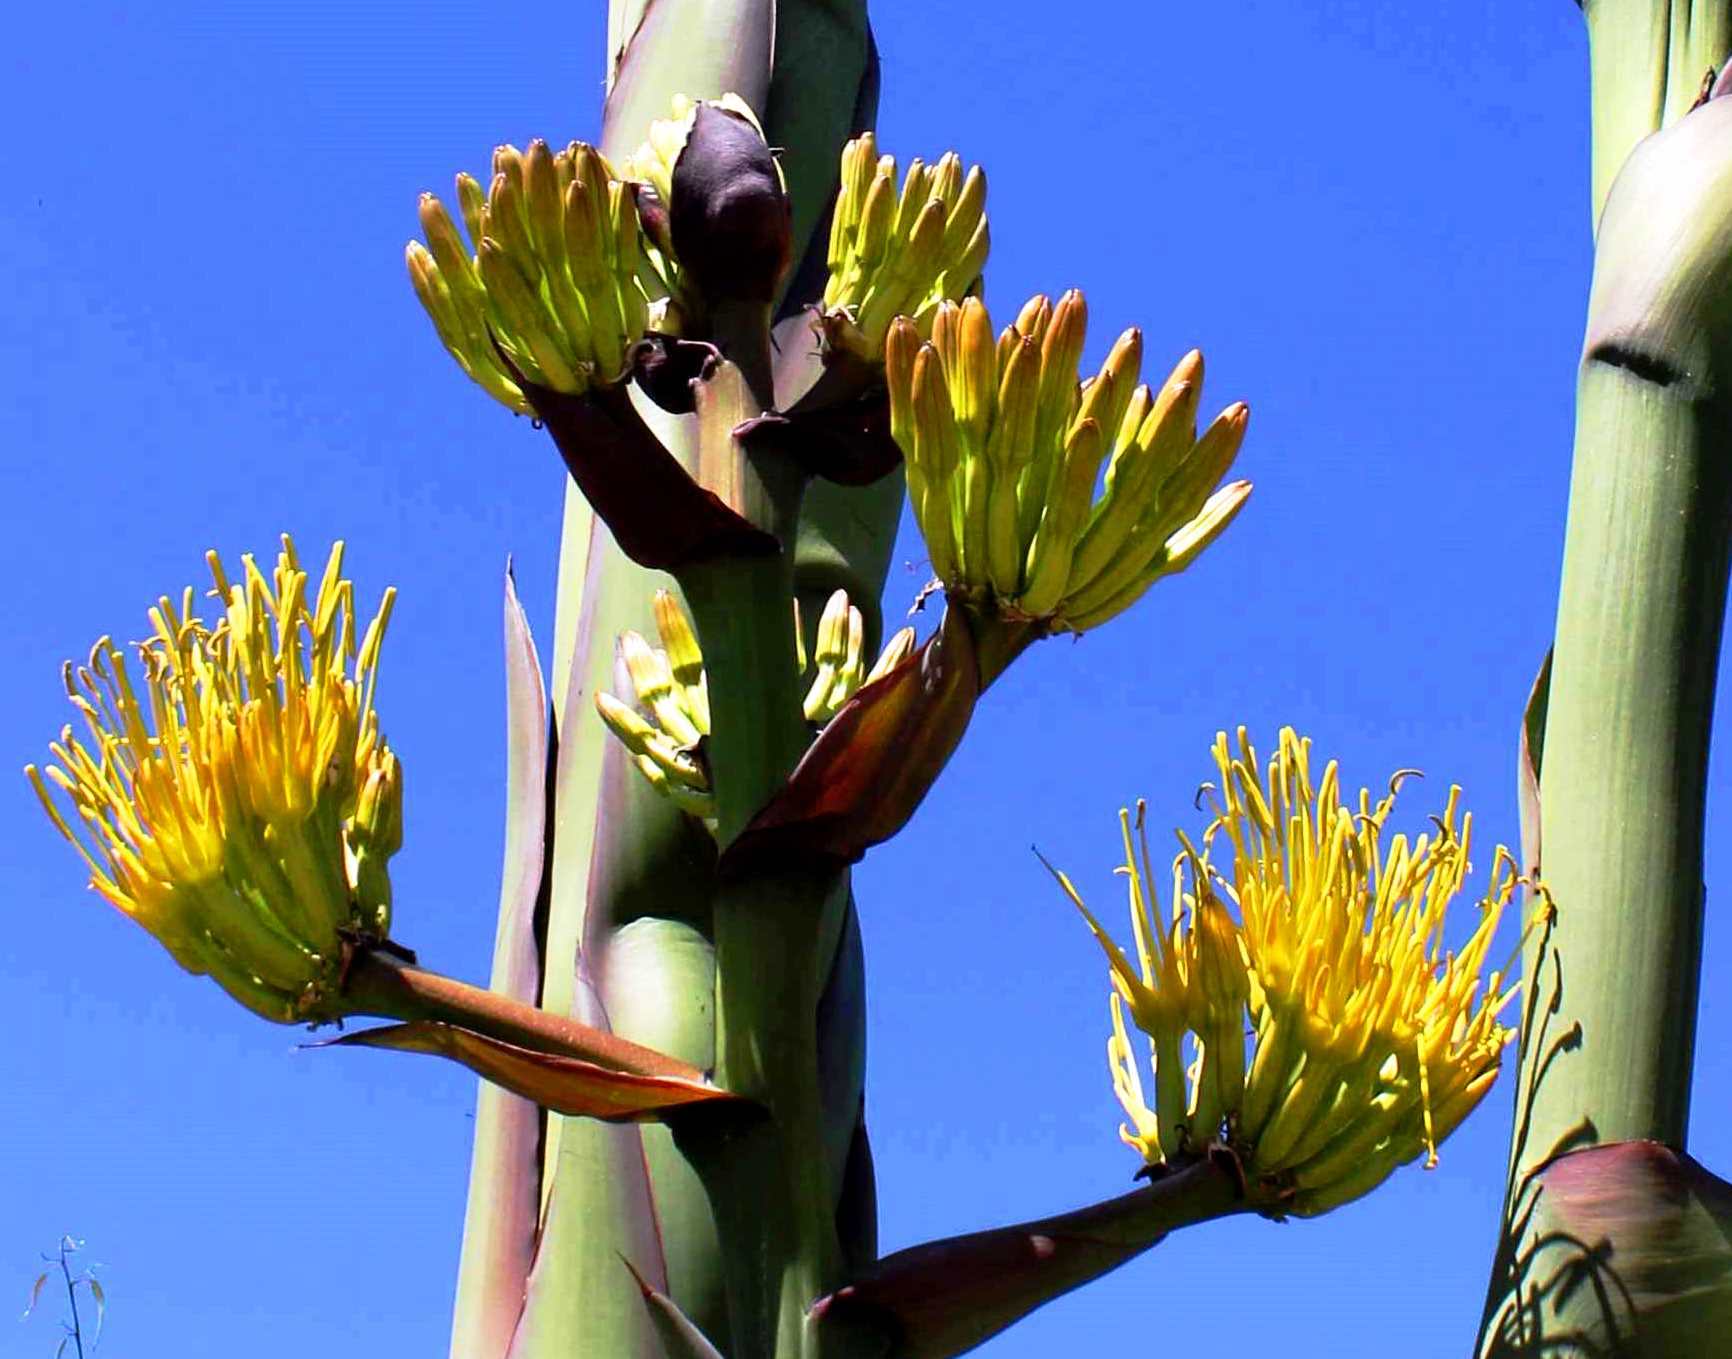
683,549,807,847
1478,69,1732,1350
687,866,844,1358
1584,0,1732,225
712,297,779,413
680,431,851,1355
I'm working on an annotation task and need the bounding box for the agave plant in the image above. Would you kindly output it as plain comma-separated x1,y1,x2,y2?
23,1,1732,1357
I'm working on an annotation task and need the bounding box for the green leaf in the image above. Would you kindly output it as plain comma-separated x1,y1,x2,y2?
22,1271,46,1319
509,959,685,1359
450,566,551,1359
621,1257,729,1359
1518,649,1551,881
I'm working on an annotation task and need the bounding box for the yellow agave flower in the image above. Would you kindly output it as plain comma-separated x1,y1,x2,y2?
594,588,916,824
820,133,990,361
884,293,1251,633
1063,727,1525,1216
26,538,401,1024
409,136,667,411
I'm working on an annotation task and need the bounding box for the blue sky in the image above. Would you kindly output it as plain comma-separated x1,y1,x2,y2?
8,2,1732,1355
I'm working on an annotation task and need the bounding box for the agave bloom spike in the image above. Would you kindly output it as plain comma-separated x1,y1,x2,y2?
1059,727,1527,1216
884,293,1251,632
26,538,401,1024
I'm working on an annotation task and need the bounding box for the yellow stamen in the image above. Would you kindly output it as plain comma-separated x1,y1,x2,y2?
1062,725,1531,1210
26,536,400,1023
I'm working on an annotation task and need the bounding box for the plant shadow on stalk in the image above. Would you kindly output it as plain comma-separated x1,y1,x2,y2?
1481,902,1602,1356
1470,897,1732,1356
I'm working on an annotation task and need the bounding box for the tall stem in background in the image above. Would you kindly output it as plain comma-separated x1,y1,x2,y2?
1479,5,1732,1349
1583,0,1732,222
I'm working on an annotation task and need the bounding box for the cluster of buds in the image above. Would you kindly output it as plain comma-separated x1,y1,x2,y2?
26,539,401,1024
819,134,990,364
408,138,673,411
595,589,915,823
1057,728,1522,1216
886,292,1251,632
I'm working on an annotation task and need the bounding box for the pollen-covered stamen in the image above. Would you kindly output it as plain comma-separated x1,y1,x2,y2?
1063,726,1532,1212
26,536,401,1024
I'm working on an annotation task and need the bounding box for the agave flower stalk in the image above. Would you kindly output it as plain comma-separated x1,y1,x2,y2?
1478,12,1732,1349
431,7,899,1355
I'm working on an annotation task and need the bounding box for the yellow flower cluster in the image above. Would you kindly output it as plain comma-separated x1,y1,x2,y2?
1057,728,1522,1215
820,133,990,361
27,539,400,1023
408,138,672,410
595,588,915,823
886,292,1251,632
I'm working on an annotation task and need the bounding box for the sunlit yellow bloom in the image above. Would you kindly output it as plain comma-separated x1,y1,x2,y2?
819,133,989,362
1053,809,1248,1164
595,588,915,826
1061,727,1525,1216
409,135,670,411
26,538,400,1024
884,293,1251,632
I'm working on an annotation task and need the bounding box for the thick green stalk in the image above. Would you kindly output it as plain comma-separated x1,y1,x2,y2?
504,7,884,1354
522,13,786,1351
689,865,843,1358
680,436,849,1357
1478,17,1732,1345
1584,0,1732,223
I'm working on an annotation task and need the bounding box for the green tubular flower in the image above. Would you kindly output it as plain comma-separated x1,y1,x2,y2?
884,292,1252,631
1059,727,1527,1215
595,589,916,823
25,538,401,1024
408,137,674,410
819,133,990,364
